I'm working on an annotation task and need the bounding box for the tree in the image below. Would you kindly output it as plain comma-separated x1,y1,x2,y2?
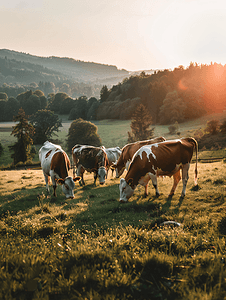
127,104,154,143
9,108,34,165
87,98,99,120
206,119,220,135
30,109,62,144
68,96,88,120
100,85,109,103
0,92,8,101
67,118,102,150
59,97,75,114
159,91,186,124
4,97,20,121
48,92,69,113
23,94,41,116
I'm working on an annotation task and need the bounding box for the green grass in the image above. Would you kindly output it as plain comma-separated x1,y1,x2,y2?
0,161,226,299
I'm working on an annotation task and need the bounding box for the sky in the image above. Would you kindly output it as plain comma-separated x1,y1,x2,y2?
1,0,226,71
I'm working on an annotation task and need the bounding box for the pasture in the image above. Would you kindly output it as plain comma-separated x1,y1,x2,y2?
0,160,226,299
0,114,226,299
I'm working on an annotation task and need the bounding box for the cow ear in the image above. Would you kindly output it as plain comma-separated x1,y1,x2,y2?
57,179,65,185
73,176,80,182
127,178,133,186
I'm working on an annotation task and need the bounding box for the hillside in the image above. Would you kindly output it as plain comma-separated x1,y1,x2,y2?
0,49,129,85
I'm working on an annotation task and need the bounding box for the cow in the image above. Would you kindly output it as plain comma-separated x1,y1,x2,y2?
102,146,122,178
39,141,80,198
112,137,166,177
119,138,198,202
72,145,108,186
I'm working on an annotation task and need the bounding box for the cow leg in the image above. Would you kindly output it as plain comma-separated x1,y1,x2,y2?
169,170,181,196
43,172,50,193
49,171,57,197
181,163,190,198
76,165,85,186
150,173,160,197
94,171,97,185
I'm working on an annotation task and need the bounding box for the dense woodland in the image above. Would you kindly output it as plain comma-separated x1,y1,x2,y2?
0,61,226,125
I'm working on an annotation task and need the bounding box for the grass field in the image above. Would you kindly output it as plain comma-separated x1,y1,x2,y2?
0,160,225,299
0,114,226,299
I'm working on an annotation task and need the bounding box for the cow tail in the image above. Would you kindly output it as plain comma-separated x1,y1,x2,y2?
193,138,198,186
71,150,76,178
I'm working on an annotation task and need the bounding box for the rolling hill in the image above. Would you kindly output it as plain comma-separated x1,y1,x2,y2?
0,49,129,85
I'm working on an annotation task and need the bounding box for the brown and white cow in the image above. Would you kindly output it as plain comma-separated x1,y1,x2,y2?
39,141,80,198
119,138,198,202
112,137,166,177
72,145,108,185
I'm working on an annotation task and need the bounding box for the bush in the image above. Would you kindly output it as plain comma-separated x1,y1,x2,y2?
67,118,102,150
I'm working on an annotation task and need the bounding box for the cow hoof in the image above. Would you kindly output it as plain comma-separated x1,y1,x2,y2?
119,199,127,203
167,195,173,201
155,192,160,198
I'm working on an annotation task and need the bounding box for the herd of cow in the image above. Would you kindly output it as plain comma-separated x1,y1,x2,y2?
39,136,198,203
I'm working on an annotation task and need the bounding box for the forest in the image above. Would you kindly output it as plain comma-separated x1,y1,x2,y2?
0,62,226,125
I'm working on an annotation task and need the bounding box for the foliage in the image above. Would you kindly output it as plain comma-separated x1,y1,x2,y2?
9,108,35,164
159,91,186,124
29,110,62,144
100,85,110,103
0,92,7,101
48,92,69,113
128,104,154,142
206,119,220,135
2,97,20,121
220,119,226,133
67,118,102,150
68,96,88,120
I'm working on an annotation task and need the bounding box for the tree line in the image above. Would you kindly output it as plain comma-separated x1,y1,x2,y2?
1,62,226,125
98,62,226,124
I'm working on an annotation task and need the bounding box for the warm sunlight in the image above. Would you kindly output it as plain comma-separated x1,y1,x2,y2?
150,0,226,69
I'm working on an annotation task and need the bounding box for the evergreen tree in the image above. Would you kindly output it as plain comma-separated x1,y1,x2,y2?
100,85,109,103
128,104,154,142
9,108,35,165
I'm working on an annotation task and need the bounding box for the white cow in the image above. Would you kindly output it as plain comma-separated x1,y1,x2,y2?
39,141,80,198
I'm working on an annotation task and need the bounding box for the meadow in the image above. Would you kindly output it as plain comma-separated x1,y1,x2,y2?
0,115,226,299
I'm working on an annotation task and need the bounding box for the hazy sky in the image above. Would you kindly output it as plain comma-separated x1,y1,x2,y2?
1,0,226,71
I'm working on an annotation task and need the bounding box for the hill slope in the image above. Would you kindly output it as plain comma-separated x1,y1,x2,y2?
0,49,129,84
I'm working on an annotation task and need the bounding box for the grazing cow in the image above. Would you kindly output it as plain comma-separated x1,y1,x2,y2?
102,146,122,178
72,145,108,185
39,141,80,198
119,138,198,202
112,137,166,177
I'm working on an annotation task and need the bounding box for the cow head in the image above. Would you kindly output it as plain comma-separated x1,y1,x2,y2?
119,178,135,203
57,176,80,199
98,166,107,185
111,162,125,178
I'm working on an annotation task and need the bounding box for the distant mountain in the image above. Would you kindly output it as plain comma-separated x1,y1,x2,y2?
0,49,129,85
